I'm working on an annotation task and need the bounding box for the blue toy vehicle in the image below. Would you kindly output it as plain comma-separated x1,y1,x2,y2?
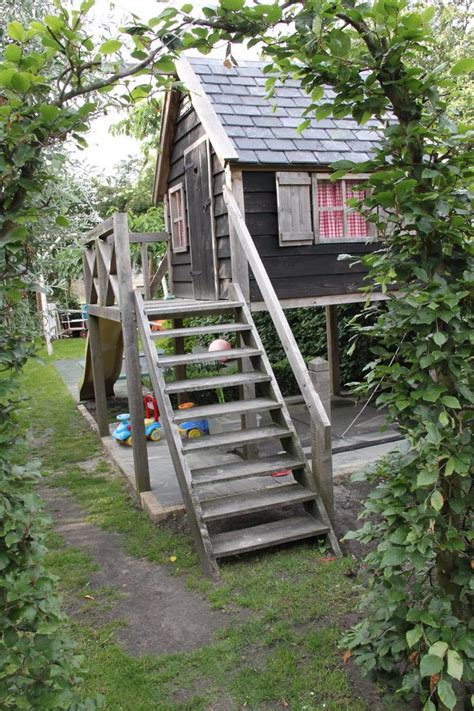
177,418,209,439
112,413,161,447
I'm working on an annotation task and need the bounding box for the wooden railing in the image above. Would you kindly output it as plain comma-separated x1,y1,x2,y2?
223,186,331,441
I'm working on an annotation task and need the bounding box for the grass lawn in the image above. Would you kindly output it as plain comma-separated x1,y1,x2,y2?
21,338,386,711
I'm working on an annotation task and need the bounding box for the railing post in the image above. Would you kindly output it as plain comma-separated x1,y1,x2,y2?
308,357,334,522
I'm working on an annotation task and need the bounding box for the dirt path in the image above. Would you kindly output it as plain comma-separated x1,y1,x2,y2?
39,484,234,657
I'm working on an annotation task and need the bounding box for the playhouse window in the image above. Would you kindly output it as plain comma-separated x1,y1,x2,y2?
314,176,371,241
168,183,187,252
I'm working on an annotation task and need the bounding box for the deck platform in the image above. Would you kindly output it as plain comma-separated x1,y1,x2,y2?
55,358,402,520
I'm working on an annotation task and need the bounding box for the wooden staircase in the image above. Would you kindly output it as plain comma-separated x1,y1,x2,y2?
135,285,341,579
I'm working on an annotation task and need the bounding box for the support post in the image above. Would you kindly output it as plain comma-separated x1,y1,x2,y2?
87,315,110,437
225,167,250,303
173,318,188,405
325,305,341,396
114,213,151,494
141,242,152,301
308,357,334,522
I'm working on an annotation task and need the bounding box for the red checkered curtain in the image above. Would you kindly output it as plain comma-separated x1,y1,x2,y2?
318,180,344,239
317,178,369,239
346,180,368,238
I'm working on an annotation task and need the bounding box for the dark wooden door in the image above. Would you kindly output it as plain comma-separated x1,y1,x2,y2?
184,139,216,300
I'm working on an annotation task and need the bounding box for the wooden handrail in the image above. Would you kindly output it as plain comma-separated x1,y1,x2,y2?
223,186,331,436
83,216,114,245
149,253,169,298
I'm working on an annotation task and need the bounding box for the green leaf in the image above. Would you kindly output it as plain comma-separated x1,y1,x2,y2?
423,701,436,711
437,679,456,709
7,21,26,41
420,653,444,677
44,15,64,33
221,0,245,9
99,39,122,55
431,491,444,512
155,56,175,73
10,72,31,93
39,105,60,122
181,3,193,11
417,469,438,487
4,45,22,63
429,641,448,658
451,58,474,76
446,650,463,680
0,69,15,87
441,396,461,409
406,626,422,647
55,215,69,227
433,332,447,346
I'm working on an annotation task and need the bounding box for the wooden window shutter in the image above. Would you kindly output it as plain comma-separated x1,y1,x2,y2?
276,172,314,246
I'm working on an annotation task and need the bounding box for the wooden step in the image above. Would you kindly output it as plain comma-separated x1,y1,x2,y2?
192,453,306,485
211,515,329,558
151,323,251,339
201,483,316,522
165,371,272,394
158,347,261,367
182,425,292,452
144,300,242,319
173,397,281,423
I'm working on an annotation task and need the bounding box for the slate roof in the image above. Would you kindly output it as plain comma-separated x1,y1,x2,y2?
189,56,381,166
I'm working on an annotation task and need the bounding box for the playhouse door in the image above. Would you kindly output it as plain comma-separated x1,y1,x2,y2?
184,139,217,300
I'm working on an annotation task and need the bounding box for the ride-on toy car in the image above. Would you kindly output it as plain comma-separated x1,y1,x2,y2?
112,413,162,447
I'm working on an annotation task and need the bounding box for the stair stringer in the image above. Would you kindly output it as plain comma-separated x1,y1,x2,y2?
134,291,220,580
229,284,342,557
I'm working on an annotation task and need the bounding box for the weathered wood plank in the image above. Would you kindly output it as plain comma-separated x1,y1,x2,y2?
309,357,334,523
175,58,239,164
211,516,328,558
135,291,220,580
87,304,121,322
158,346,261,367
113,213,151,494
173,396,280,423
192,453,306,485
84,216,114,244
151,322,250,339
87,315,109,437
201,484,316,522
165,371,271,394
129,232,169,244
182,424,291,452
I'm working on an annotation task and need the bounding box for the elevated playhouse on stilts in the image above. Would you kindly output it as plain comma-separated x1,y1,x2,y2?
80,57,386,579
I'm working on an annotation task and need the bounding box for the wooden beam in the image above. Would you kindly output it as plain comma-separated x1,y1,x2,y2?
223,186,331,437
325,305,341,396
226,166,250,303
113,213,151,494
87,304,121,322
141,243,152,301
87,315,110,437
175,57,239,166
149,254,169,298
250,291,395,311
129,232,169,244
153,90,181,203
308,358,334,522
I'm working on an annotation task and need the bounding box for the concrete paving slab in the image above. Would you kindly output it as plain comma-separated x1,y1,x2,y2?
56,358,404,519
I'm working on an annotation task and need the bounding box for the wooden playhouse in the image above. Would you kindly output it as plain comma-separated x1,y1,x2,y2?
81,56,386,579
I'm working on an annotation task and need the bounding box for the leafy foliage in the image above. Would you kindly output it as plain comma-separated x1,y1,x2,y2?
0,0,178,704
144,0,474,707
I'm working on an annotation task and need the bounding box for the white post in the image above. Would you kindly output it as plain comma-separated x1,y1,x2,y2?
38,274,53,356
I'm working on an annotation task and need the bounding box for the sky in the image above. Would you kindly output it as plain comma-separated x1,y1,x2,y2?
75,0,259,175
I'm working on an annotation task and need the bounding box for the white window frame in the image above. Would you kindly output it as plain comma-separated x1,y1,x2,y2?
168,183,187,253
311,173,376,243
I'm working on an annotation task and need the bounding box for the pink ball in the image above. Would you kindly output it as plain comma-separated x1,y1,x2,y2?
208,338,232,362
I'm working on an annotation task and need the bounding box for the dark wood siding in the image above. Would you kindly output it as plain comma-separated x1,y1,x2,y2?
167,98,205,298
167,97,227,299
242,171,375,301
